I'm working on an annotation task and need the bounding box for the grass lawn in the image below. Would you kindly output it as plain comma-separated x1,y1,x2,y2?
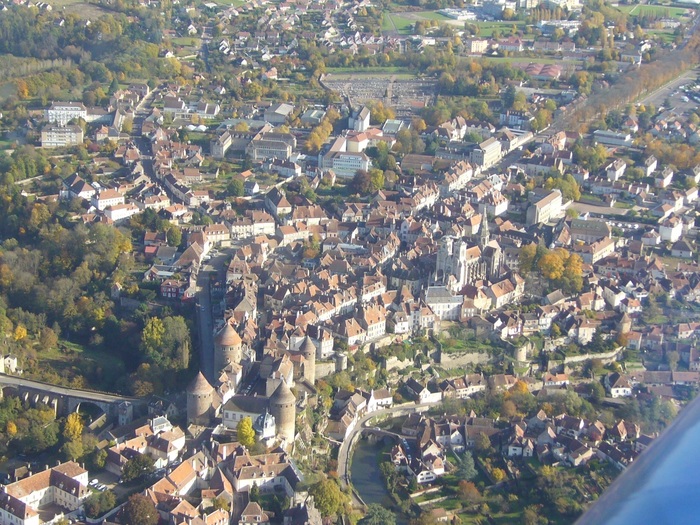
415,10,451,21
440,336,499,355
382,12,415,34
647,29,677,43
473,21,526,37
46,0,109,18
172,36,202,47
617,3,692,19
209,0,245,5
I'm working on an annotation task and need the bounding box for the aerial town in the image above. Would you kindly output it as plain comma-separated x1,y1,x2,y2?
0,0,699,522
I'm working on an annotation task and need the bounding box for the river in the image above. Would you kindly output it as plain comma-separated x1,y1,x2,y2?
351,438,409,525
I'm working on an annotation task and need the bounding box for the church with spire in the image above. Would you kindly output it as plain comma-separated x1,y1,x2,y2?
434,213,503,293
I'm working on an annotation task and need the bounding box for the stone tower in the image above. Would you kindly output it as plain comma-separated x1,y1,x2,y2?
618,312,632,335
214,321,243,374
478,213,490,249
187,371,214,426
300,336,316,385
269,378,296,443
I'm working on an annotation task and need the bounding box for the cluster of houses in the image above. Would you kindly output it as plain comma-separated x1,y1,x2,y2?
387,407,656,486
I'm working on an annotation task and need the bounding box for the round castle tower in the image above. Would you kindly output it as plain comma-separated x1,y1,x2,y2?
214,321,243,373
300,336,316,385
187,371,214,426
618,312,632,335
269,378,296,443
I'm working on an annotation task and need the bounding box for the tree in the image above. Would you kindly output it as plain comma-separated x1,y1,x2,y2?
63,413,83,442
60,438,84,461
491,468,507,482
141,317,165,356
369,169,384,192
85,490,117,518
457,480,481,502
666,350,680,371
249,483,260,502
519,244,538,274
122,454,155,482
353,170,372,194
309,479,348,517
228,178,244,197
213,496,231,512
122,494,158,525
475,432,492,454
40,326,59,349
237,416,255,447
522,505,544,525
13,325,26,341
167,226,182,247
538,251,565,280
455,450,477,481
360,504,397,525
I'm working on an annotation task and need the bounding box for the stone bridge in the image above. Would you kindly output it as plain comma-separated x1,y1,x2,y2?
0,374,145,418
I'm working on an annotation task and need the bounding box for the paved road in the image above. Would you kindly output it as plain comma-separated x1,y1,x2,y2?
337,400,441,501
197,278,216,382
0,373,141,403
638,69,698,108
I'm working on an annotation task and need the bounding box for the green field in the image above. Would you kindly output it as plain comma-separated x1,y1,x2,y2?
647,29,677,43
472,21,526,36
382,12,415,33
617,3,692,19
46,0,109,18
172,36,202,47
414,10,451,21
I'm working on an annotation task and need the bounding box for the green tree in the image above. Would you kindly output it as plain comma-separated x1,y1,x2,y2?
228,178,244,197
250,483,260,502
309,479,348,517
237,416,256,447
369,169,384,192
122,494,158,525
475,432,492,454
519,243,538,274
213,495,231,512
360,504,396,525
666,350,680,371
60,438,83,461
167,225,182,247
122,454,155,481
455,451,477,481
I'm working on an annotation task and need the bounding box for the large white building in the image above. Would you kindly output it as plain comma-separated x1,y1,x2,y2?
0,462,90,525
327,151,371,178
41,125,84,148
46,102,87,126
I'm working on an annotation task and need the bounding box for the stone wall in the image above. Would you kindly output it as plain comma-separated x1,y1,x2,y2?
437,351,490,368
560,347,623,365
316,361,336,379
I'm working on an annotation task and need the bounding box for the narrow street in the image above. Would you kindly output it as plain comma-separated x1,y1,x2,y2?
196,278,215,382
